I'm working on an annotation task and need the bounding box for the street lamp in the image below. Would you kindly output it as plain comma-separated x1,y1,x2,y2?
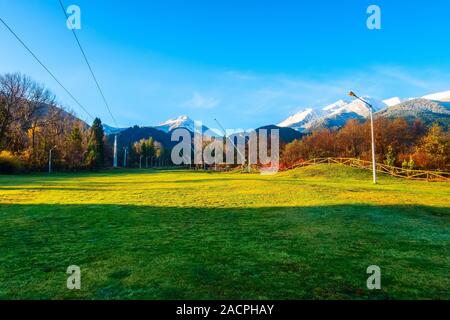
348,91,377,184
123,147,128,168
49,145,57,173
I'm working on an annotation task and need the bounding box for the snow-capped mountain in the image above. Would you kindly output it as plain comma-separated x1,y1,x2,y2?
343,96,387,115
278,97,387,132
154,115,221,136
109,89,450,143
305,97,385,131
422,90,450,107
278,88,450,133
377,98,450,126
383,97,404,107
322,100,349,113
155,115,195,132
277,108,319,130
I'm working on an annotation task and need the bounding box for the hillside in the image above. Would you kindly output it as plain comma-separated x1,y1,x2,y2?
1,166,448,299
227,125,304,146
255,125,304,144
376,98,450,126
35,103,88,128
106,126,176,150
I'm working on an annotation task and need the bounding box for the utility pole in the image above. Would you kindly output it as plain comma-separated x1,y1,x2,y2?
139,155,143,169
49,146,57,173
349,91,377,184
113,134,118,168
123,147,128,168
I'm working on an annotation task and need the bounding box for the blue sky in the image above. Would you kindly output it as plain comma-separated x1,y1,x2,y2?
1,0,450,129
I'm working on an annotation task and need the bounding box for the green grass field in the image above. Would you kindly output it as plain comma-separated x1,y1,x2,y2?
0,164,449,300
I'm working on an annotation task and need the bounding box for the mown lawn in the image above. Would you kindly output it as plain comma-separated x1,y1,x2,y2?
0,165,449,299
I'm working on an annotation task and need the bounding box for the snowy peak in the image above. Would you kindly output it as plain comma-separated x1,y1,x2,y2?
422,90,450,103
322,100,349,113
377,98,450,127
319,97,385,121
355,96,387,111
155,115,195,132
154,115,221,137
278,100,353,131
304,97,386,131
278,108,317,129
278,97,389,132
383,97,403,107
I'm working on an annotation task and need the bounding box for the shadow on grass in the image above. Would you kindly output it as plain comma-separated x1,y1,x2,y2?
0,203,448,300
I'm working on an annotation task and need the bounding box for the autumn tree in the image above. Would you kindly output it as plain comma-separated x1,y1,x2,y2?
133,137,155,167
66,125,84,170
412,123,449,170
336,119,366,158
281,139,304,166
0,73,31,151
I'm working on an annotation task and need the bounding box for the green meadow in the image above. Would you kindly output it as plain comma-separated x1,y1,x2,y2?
0,164,449,299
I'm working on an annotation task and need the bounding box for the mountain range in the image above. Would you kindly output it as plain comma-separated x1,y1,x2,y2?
100,90,450,149
277,90,450,132
103,115,219,136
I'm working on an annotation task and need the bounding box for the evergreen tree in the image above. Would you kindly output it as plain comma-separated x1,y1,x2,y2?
86,118,105,168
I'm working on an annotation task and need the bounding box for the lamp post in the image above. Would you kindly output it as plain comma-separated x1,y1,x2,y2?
123,147,128,168
349,91,377,184
113,134,118,168
49,146,57,173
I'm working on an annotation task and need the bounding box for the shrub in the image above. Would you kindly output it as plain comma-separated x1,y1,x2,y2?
0,151,23,174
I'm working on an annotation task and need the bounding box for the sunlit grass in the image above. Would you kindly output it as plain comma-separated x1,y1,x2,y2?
0,165,449,299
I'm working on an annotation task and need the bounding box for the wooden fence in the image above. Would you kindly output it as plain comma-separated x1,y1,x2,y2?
284,158,450,182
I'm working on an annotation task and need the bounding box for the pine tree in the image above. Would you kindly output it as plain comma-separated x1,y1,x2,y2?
86,118,105,169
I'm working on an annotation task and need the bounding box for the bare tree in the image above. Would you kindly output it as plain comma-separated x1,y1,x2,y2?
0,73,30,150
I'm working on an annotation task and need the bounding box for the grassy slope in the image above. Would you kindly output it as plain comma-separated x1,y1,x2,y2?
0,165,449,299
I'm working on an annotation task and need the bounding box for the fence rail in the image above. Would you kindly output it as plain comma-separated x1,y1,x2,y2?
284,158,450,182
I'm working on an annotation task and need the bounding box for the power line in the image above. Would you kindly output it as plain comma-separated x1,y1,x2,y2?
58,0,118,127
0,16,95,121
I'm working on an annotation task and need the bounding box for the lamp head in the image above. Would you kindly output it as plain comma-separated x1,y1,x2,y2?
348,91,357,98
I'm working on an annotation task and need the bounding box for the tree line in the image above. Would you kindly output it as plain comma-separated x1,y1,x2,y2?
0,73,168,173
1,72,449,174
281,118,450,171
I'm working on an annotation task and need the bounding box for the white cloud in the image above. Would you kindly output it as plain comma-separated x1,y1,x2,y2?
182,92,220,109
